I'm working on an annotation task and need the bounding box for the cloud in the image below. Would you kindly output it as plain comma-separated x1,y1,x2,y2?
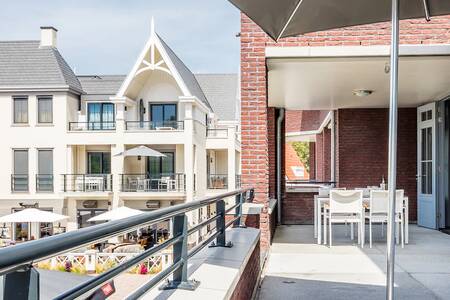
0,0,240,74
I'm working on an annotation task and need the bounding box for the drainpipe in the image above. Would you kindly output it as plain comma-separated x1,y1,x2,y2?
277,108,285,225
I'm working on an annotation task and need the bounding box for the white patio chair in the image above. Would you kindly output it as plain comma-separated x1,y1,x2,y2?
158,177,175,191
366,190,404,248
324,190,364,247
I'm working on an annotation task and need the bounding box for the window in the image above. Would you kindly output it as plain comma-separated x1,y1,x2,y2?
147,152,175,177
150,104,177,128
87,152,111,174
87,103,115,130
37,149,53,192
38,96,53,124
13,149,28,191
13,96,28,124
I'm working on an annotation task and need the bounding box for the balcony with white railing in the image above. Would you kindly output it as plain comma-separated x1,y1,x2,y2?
61,174,113,193
120,173,186,193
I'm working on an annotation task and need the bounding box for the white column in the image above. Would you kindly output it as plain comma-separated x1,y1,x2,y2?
111,144,124,209
115,103,125,132
227,126,237,190
65,145,78,231
183,102,195,203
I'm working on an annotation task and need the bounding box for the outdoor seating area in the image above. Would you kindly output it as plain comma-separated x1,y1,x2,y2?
259,224,450,300
314,187,409,248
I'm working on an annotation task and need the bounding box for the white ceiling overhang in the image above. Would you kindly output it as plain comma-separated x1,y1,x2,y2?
267,45,450,110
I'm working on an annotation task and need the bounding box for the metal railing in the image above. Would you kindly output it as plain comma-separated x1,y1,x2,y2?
207,174,228,189
121,173,186,192
11,174,28,192
62,174,113,192
125,121,184,131
206,128,228,138
36,174,54,192
68,121,116,131
285,180,337,191
0,188,254,300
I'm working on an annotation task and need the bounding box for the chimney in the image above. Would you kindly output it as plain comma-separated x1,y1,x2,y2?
40,26,58,48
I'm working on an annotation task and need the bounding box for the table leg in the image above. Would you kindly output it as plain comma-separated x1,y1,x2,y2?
405,197,409,244
317,199,321,245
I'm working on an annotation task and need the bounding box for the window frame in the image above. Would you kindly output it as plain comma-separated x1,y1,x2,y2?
37,96,53,124
13,96,29,124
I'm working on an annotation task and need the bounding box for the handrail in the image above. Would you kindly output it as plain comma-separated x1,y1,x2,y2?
68,121,116,131
0,187,254,299
125,120,184,131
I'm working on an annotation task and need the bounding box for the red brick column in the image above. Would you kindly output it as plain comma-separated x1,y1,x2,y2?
241,14,272,250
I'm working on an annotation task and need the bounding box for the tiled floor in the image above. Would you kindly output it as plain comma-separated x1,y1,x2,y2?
258,225,450,300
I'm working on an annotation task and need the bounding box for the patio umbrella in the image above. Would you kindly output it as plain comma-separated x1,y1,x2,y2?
87,206,143,222
114,146,166,157
228,0,450,298
0,208,68,223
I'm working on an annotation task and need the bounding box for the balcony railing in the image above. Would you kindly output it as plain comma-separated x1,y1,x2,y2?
125,121,184,131
62,174,113,192
11,174,28,192
206,128,228,138
207,174,228,189
121,173,185,192
0,188,253,299
36,174,54,192
68,121,116,131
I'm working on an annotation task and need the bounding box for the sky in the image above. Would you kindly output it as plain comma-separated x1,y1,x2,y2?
0,0,241,75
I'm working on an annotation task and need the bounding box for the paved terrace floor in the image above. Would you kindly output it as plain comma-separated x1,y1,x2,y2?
257,225,450,300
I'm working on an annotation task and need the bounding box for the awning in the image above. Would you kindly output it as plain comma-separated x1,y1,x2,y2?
115,146,166,157
267,45,450,110
87,206,143,222
0,209,68,223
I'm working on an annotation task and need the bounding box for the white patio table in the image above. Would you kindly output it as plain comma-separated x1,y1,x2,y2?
314,195,409,245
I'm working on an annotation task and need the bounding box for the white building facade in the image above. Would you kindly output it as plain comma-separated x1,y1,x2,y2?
0,25,241,240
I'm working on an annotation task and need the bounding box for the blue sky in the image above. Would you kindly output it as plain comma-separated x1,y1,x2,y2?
0,1,240,75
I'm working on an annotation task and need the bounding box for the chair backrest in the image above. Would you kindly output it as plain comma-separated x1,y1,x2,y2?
319,187,346,197
329,190,362,214
370,190,404,214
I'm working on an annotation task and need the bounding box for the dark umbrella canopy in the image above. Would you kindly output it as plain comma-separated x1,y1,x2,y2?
229,0,450,40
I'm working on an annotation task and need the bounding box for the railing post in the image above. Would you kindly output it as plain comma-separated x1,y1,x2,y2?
3,265,40,300
233,191,246,228
63,175,66,192
209,199,233,248
83,175,86,192
159,214,199,291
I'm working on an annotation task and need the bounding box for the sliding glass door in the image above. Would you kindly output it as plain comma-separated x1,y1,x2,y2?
150,104,177,128
147,152,175,178
87,152,111,174
88,103,115,130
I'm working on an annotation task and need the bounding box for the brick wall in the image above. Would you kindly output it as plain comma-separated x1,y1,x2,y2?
336,108,417,221
282,192,316,224
285,110,329,133
230,240,261,300
309,142,316,180
315,129,331,182
241,14,450,240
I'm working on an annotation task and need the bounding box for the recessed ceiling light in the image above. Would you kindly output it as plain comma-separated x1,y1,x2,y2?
353,89,373,97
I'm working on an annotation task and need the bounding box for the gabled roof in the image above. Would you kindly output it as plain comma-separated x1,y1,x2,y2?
158,35,211,110
117,24,212,110
195,74,238,121
77,75,125,99
0,41,82,93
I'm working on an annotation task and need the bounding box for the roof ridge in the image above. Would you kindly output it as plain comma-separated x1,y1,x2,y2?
50,48,83,93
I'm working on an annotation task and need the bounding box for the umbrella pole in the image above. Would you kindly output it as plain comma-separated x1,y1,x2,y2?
386,0,400,298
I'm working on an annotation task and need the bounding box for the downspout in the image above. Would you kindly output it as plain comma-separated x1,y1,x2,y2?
277,108,285,225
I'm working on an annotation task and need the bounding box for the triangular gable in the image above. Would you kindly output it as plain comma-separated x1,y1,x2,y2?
117,22,191,99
